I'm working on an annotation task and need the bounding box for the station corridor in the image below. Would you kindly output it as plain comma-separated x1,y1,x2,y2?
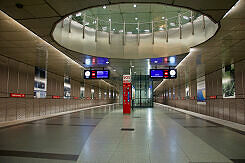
0,0,245,162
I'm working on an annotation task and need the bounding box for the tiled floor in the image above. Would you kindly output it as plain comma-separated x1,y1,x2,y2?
0,104,245,163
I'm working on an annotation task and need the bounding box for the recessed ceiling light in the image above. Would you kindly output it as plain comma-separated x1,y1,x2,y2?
103,5,106,9
133,4,137,8
183,16,189,20
135,17,138,20
170,23,175,26
76,12,81,17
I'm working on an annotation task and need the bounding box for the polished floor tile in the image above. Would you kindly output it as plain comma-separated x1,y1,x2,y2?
1,105,245,163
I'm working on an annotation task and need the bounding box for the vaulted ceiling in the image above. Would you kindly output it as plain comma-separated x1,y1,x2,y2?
0,0,241,90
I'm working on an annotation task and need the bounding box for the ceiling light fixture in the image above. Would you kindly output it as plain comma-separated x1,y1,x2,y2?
103,5,106,9
76,12,81,17
109,18,111,21
183,16,189,20
133,4,137,8
106,61,109,64
131,65,134,68
170,23,175,26
161,16,165,19
135,17,138,20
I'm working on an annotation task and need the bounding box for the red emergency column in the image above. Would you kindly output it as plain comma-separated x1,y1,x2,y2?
123,83,131,114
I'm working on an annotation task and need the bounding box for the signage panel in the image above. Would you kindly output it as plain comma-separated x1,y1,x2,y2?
150,69,177,79
84,57,109,67
84,70,110,79
123,75,131,83
10,93,25,98
52,96,60,99
150,69,163,78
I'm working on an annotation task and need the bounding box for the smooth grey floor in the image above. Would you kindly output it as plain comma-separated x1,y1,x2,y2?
0,104,245,163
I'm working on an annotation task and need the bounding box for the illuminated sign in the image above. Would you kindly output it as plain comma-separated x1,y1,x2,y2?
150,58,163,64
84,57,109,67
52,96,60,99
150,69,163,78
150,69,177,79
10,93,25,98
209,96,217,99
150,56,176,66
123,75,131,83
84,70,110,79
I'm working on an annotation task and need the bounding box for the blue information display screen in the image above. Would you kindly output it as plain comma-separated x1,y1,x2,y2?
150,69,177,79
97,70,109,79
150,58,163,64
97,57,109,65
84,70,110,79
150,69,164,78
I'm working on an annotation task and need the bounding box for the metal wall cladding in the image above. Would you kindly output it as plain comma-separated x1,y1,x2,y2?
25,99,34,118
0,51,118,124
6,98,17,121
53,16,218,59
16,98,26,120
159,59,245,125
0,98,7,122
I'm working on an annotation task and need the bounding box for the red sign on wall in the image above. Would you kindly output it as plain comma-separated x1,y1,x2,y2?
10,93,25,98
52,96,60,99
209,96,217,99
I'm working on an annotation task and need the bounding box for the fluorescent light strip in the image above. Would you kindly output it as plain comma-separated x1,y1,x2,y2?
223,0,240,19
1,11,115,90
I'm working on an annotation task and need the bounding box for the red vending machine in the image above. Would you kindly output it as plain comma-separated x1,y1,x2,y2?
123,75,131,114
